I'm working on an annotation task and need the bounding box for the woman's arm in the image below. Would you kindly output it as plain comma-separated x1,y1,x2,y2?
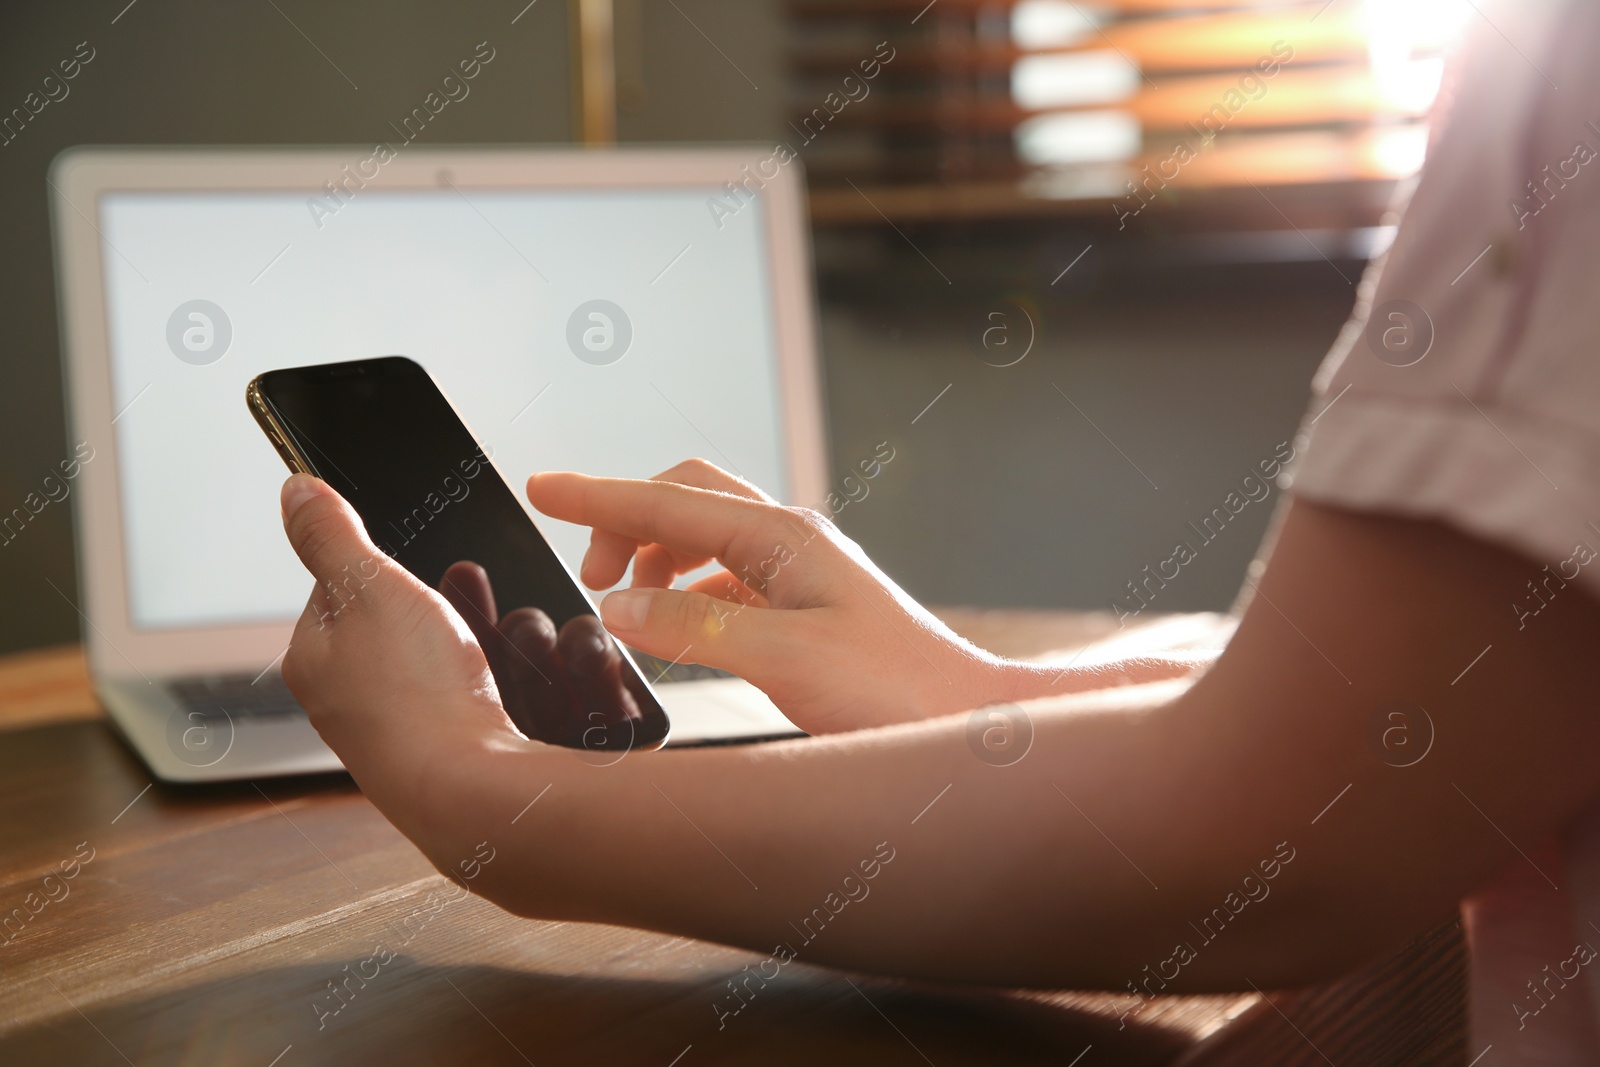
526,459,1209,735
278,475,1600,992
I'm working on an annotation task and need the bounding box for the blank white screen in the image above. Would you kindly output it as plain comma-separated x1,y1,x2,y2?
98,188,787,630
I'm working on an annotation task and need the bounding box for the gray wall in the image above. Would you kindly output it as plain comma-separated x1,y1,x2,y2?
0,0,1354,656
612,0,784,141
814,251,1351,617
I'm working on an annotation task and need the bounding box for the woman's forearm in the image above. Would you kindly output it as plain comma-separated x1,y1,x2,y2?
445,678,1341,992
989,653,1218,706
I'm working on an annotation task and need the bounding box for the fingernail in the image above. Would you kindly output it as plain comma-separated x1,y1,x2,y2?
601,589,650,631
281,475,325,522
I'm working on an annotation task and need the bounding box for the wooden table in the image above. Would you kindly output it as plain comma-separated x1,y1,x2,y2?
0,611,1464,1066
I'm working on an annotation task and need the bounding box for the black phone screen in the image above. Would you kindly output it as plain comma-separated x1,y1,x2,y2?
253,355,669,752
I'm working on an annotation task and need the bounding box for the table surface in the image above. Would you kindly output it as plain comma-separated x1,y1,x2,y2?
0,609,1463,1066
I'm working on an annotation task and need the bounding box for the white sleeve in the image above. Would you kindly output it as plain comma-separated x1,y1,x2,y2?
1290,0,1600,602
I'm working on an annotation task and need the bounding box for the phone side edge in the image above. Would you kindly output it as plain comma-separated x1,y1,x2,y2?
246,375,317,476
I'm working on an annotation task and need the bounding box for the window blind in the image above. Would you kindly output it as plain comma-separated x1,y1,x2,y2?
787,0,1465,226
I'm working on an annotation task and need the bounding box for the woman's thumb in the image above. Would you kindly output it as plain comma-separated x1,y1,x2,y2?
280,475,388,596
599,587,770,675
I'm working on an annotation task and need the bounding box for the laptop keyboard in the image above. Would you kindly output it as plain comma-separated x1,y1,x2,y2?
628,651,732,684
169,673,304,720
168,651,729,721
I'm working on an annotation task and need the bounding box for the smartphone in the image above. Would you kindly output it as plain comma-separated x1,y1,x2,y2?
247,355,670,752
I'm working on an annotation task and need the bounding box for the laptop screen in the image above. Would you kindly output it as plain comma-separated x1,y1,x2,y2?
97,188,788,631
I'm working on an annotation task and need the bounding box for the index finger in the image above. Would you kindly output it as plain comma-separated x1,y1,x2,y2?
588,458,775,588
526,471,785,579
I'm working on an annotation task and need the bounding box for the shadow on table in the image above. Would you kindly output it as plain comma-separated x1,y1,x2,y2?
3,956,1215,1067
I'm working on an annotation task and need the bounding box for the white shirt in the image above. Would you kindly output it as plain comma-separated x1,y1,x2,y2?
1292,0,1600,1060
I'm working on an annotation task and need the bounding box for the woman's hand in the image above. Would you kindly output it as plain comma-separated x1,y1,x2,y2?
526,459,1036,734
275,475,527,858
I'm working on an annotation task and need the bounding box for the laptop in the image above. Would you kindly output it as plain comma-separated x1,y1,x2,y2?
50,146,824,782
